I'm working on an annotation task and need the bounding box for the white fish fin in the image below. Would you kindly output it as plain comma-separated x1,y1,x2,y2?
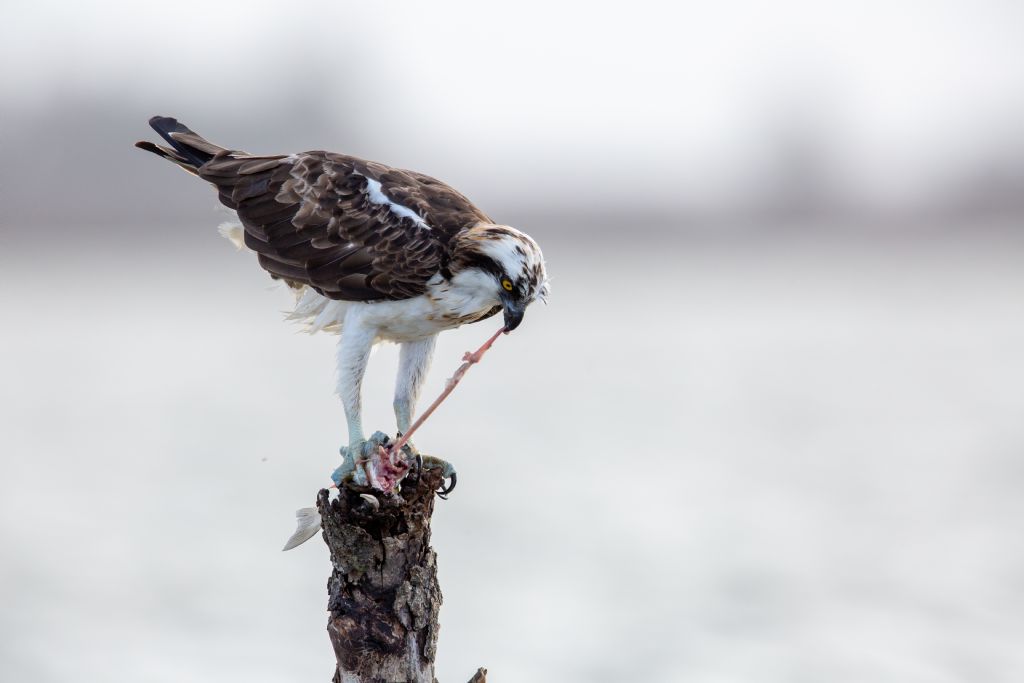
282,507,322,551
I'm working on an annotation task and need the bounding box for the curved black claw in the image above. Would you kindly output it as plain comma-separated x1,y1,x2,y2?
436,472,457,500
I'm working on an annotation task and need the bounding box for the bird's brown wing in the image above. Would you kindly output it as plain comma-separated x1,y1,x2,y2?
198,150,491,301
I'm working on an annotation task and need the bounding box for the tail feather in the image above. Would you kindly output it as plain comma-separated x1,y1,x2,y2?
134,140,199,174
135,116,226,170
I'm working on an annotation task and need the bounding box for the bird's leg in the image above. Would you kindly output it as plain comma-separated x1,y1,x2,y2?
332,322,377,487
394,336,438,463
389,326,505,460
388,327,506,498
394,336,456,496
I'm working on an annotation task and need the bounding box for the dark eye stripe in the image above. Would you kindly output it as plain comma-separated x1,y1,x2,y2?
460,252,503,277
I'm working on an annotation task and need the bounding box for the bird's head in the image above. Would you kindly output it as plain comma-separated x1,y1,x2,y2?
452,224,549,331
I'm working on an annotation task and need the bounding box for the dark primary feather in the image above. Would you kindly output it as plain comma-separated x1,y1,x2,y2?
146,116,224,167
137,117,493,301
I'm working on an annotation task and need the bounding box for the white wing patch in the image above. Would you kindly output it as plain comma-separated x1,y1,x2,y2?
364,177,431,230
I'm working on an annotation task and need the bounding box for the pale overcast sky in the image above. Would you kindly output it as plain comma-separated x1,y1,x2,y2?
3,0,1023,217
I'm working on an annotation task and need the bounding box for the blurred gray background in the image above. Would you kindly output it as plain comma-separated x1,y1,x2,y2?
2,1,1023,681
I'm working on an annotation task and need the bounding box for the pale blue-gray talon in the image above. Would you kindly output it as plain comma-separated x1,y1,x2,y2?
332,448,356,486
420,455,457,498
333,432,392,487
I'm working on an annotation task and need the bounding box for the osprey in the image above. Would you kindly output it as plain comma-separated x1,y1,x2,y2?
137,116,548,496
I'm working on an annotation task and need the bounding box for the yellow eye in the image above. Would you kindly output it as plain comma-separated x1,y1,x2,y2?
501,279,514,292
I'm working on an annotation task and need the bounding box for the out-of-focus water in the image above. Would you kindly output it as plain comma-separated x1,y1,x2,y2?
1,227,1023,682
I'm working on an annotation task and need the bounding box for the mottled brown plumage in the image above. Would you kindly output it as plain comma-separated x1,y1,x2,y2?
136,116,549,506
137,116,492,301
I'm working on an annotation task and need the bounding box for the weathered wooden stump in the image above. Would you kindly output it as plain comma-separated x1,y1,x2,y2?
316,466,484,683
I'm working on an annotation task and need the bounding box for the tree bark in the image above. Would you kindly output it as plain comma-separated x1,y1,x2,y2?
317,466,482,683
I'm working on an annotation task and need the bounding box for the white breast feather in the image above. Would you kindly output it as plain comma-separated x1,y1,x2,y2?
216,216,500,341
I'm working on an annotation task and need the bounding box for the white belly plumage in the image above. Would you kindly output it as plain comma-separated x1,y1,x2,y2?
288,285,498,342
219,219,499,342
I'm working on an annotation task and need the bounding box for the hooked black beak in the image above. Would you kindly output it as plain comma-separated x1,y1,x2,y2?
501,293,525,332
